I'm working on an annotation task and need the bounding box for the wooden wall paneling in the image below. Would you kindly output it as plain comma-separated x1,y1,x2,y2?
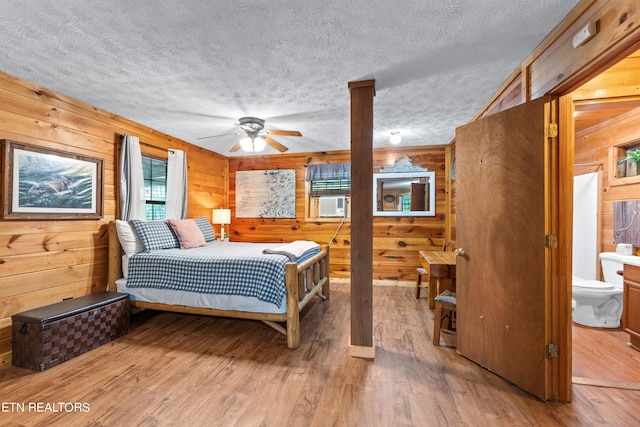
0,229,107,257
228,146,448,283
571,51,640,100
0,318,11,365
480,72,524,118
0,70,225,364
474,0,640,120
444,144,453,241
0,246,107,280
448,142,457,242
373,146,448,280
575,105,640,254
529,0,640,98
0,263,107,300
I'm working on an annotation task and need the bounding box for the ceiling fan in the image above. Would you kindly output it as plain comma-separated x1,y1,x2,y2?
197,116,302,153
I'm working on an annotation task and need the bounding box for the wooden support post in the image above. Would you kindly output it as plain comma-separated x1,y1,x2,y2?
348,79,375,359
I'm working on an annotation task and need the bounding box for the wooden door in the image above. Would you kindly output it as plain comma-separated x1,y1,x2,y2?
455,96,558,400
410,183,425,211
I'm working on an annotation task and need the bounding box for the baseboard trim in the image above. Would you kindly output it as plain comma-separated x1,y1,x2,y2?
331,278,414,288
572,376,640,391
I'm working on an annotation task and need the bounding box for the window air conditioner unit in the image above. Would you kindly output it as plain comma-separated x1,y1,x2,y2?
319,196,346,217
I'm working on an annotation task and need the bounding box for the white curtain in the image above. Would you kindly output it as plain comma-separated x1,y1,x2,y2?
165,149,188,219
119,134,146,220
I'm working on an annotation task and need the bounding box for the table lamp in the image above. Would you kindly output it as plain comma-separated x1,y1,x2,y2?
212,208,231,241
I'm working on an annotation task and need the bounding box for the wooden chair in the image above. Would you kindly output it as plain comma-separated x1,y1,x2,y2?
433,289,457,347
442,240,456,252
415,267,429,298
416,240,456,299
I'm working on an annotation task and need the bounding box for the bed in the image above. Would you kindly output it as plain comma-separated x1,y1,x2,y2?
107,218,330,349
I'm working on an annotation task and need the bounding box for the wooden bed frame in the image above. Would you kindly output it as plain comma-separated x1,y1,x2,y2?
107,221,330,349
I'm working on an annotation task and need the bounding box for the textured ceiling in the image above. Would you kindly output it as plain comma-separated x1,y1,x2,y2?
1,0,580,156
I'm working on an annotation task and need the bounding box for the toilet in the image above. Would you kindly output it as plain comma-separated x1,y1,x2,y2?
572,252,640,328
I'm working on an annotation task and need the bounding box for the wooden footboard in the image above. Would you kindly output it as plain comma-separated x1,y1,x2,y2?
107,221,330,349
283,245,330,348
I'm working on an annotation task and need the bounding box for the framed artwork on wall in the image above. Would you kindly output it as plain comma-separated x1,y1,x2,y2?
1,139,104,220
236,169,296,218
614,200,640,248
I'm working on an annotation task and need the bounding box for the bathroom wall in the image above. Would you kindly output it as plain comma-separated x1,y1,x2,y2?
573,49,640,256
574,105,640,255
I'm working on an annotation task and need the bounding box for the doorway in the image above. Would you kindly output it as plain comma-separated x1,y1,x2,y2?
569,48,640,388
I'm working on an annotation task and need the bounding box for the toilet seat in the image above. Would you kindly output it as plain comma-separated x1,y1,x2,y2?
572,277,617,290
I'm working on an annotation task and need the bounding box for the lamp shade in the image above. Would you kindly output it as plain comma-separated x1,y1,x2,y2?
239,137,253,152
239,136,266,152
212,208,231,225
252,136,266,151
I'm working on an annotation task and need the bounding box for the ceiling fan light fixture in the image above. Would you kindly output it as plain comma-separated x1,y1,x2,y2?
239,136,254,152
253,136,266,151
390,131,402,145
239,136,266,152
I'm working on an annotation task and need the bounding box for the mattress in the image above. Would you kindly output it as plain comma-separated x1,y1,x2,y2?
116,278,286,315
116,240,319,315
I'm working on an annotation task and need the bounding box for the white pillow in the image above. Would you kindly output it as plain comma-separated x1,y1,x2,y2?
115,219,143,256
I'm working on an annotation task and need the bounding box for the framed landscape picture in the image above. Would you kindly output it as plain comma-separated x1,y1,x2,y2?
2,140,104,220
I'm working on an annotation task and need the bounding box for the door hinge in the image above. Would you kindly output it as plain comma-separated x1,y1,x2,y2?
545,234,558,249
547,343,559,359
545,123,558,138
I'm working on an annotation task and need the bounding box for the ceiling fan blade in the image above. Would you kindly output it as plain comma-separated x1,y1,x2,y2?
265,130,302,137
229,141,243,152
265,137,289,152
197,132,240,140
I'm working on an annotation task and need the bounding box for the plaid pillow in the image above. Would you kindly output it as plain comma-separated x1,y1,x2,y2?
131,220,180,251
193,216,215,242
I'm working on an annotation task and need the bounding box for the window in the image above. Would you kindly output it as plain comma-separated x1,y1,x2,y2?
609,139,640,187
309,179,351,195
618,142,640,177
401,194,411,211
305,163,351,221
142,156,167,220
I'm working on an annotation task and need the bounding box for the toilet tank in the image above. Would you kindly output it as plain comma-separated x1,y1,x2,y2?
599,252,640,287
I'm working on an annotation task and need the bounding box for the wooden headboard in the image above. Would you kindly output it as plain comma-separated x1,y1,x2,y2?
107,221,123,291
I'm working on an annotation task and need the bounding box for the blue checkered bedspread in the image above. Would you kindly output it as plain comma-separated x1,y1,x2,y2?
126,241,319,308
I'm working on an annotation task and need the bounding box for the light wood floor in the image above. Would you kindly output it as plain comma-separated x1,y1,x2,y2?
1,283,640,426
572,321,640,387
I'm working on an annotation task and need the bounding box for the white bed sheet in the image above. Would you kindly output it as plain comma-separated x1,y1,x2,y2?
115,278,286,315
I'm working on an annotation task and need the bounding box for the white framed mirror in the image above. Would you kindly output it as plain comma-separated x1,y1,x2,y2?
373,171,436,216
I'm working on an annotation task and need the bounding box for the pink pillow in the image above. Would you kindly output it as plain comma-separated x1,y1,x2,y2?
167,219,207,249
